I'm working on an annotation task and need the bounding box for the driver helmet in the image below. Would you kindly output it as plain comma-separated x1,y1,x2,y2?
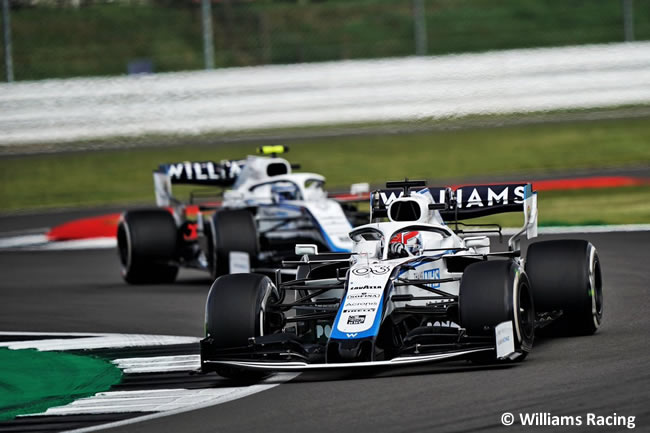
390,231,423,256
271,183,298,202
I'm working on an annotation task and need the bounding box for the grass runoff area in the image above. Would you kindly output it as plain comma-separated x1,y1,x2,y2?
0,348,121,420
1,116,649,226
3,0,650,81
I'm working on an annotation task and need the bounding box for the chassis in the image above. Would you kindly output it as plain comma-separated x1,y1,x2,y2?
201,180,603,374
116,146,369,284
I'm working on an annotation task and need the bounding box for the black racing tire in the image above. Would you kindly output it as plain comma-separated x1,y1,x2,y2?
202,273,275,380
117,209,179,284
525,240,603,336
209,209,259,278
459,260,534,362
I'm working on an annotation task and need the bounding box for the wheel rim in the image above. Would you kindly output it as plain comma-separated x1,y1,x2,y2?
207,218,218,278
590,253,604,327
117,223,131,270
518,283,535,346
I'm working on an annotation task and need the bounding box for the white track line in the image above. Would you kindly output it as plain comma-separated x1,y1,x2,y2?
38,384,293,415
38,237,117,250
112,355,201,374
0,331,131,337
0,234,48,248
60,374,299,433
0,235,116,250
4,332,296,433
0,333,200,351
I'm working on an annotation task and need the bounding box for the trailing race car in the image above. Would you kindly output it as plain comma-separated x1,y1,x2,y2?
200,180,603,377
117,146,369,284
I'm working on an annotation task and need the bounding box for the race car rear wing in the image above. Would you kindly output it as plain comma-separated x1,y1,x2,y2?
153,160,244,206
371,183,530,218
370,182,538,247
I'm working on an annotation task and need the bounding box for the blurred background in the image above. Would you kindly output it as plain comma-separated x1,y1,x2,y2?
2,0,649,80
0,0,649,226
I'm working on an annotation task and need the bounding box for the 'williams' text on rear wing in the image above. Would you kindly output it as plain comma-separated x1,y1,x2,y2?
153,160,243,206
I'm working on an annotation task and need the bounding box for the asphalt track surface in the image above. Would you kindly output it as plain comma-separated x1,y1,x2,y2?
1,213,649,432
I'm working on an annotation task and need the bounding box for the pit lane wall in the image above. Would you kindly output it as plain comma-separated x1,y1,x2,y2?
1,42,649,148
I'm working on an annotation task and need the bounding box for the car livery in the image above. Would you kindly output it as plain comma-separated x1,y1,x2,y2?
200,180,603,375
116,146,367,284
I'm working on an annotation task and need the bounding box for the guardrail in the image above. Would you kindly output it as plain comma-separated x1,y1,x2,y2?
0,42,649,148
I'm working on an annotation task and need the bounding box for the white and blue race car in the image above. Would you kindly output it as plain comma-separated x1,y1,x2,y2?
117,146,368,284
200,180,603,377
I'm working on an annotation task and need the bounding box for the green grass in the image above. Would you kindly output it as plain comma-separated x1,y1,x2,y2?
3,0,650,81
0,348,121,421
1,116,649,223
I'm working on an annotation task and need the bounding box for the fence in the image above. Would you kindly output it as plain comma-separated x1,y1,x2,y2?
2,0,650,82
1,42,649,148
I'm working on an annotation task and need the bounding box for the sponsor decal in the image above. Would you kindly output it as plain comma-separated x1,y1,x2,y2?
345,302,378,307
495,321,516,359
347,315,366,325
422,268,441,288
161,160,242,185
347,293,381,298
431,321,460,328
379,190,404,205
229,251,251,274
332,263,392,338
352,265,390,276
348,284,382,292
342,308,376,313
375,184,528,210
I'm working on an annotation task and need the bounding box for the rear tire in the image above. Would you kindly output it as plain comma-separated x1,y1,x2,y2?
525,240,603,336
209,209,259,278
117,209,179,284
202,273,276,381
459,260,534,362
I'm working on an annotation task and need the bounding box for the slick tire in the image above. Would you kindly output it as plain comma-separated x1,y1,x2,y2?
459,260,534,362
117,209,179,284
525,240,603,336
202,273,276,381
209,209,259,278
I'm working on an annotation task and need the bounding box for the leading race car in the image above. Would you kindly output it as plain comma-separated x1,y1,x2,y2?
117,146,369,284
200,180,603,377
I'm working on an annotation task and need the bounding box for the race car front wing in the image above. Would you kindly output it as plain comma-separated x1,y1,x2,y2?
202,347,494,372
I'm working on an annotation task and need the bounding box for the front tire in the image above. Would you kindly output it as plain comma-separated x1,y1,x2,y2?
525,240,603,336
117,209,179,284
459,260,535,362
201,273,276,380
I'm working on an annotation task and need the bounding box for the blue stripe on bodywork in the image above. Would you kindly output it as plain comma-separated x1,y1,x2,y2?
524,183,532,200
331,253,455,340
262,202,350,253
397,251,454,276
330,292,385,340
